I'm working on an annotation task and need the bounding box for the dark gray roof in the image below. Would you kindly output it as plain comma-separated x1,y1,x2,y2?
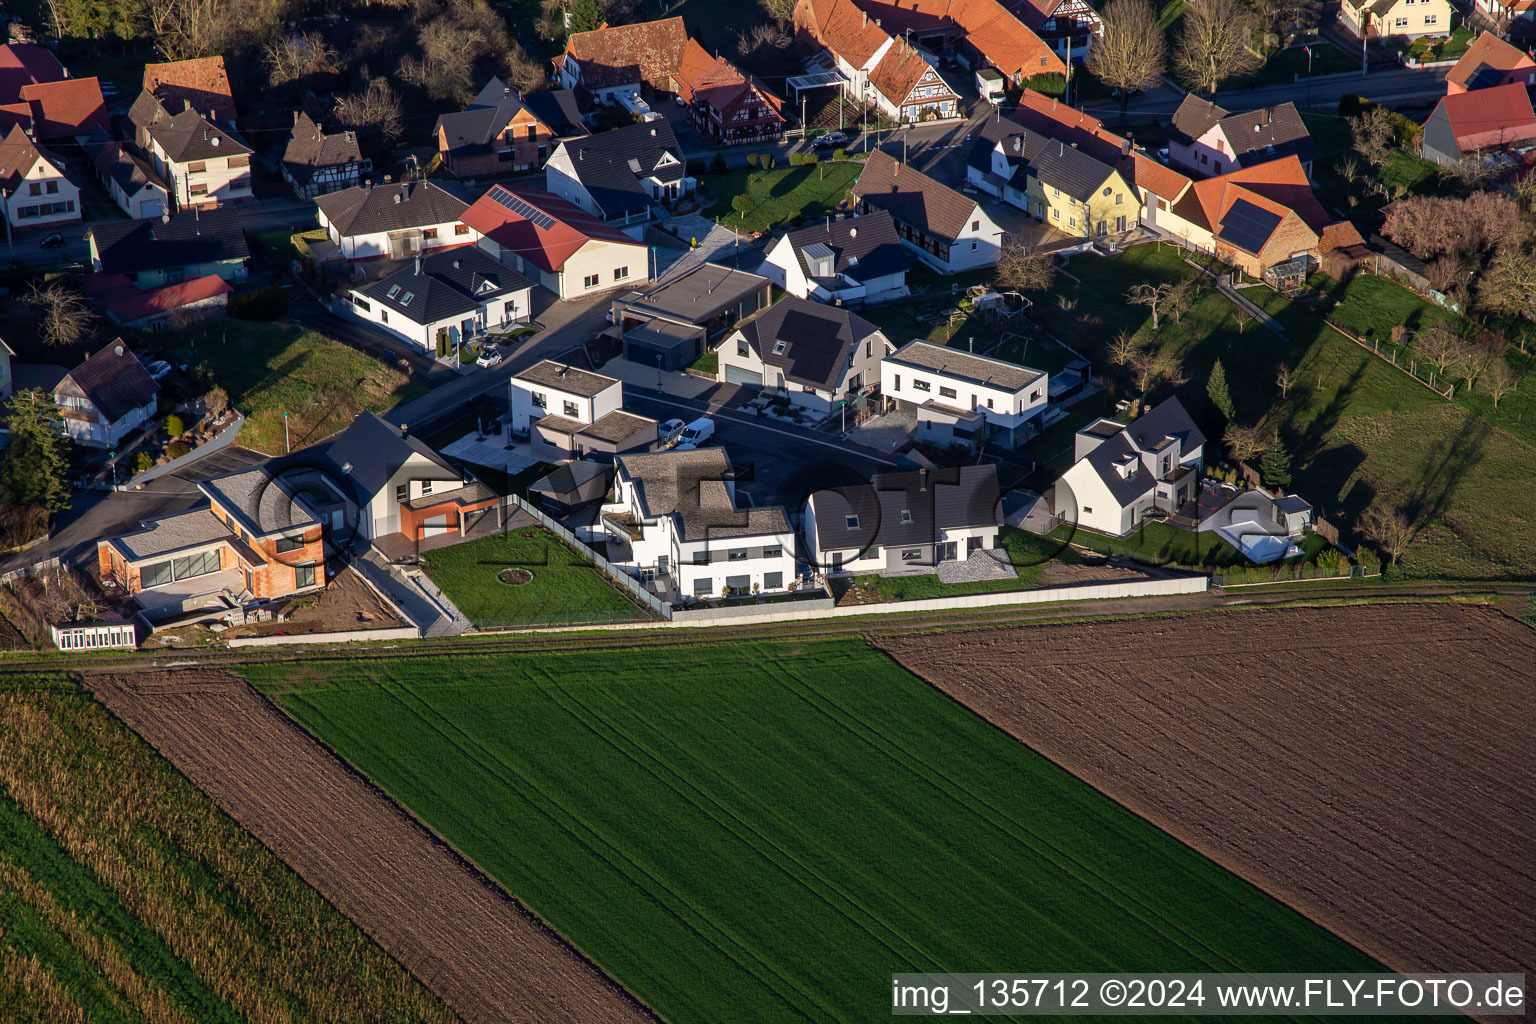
809,464,1001,553
301,411,459,508
89,206,248,275
579,409,657,444
56,341,158,423
282,112,362,185
314,180,470,237
852,151,981,244
523,89,585,137
624,261,770,324
87,134,168,196
739,296,882,392
515,359,617,397
1170,95,1314,167
1081,432,1156,507
359,247,531,326
1020,134,1116,202
146,105,250,163
435,77,527,156
616,447,791,542
885,340,1042,392
557,120,685,219
1125,395,1206,454
781,209,912,286
198,467,320,538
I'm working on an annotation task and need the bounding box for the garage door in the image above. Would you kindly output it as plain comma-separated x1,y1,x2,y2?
421,515,451,538
141,199,163,218
724,364,762,387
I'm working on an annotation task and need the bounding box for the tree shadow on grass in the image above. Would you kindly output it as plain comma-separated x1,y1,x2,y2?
1402,414,1488,540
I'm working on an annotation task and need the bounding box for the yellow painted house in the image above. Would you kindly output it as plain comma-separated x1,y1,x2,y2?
1340,0,1453,39
1023,139,1137,239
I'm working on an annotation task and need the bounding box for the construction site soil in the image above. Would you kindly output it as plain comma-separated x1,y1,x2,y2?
878,603,1536,977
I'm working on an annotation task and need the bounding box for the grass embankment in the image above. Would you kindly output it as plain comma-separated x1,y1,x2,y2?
0,673,456,1024
420,525,651,628
152,320,423,454
248,638,1377,1024
1055,243,1536,581
701,161,861,235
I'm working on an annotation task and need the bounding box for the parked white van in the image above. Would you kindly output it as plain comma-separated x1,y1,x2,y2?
672,417,715,451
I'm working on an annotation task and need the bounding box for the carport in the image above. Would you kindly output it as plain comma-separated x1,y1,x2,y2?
623,319,705,372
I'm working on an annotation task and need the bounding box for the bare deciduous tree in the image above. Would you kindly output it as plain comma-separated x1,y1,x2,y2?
1382,192,1525,260
1108,328,1144,366
1481,356,1517,408
1125,280,1175,329
1349,107,1396,168
1358,501,1413,565
736,22,790,56
503,42,548,94
1223,423,1267,463
1232,305,1254,333
1173,0,1261,95
759,0,797,22
334,78,405,144
1412,322,1467,376
1455,332,1504,391
1087,0,1165,123
264,31,337,89
1477,246,1536,324
1130,348,1187,395
1275,362,1294,398
23,283,95,349
996,241,1057,292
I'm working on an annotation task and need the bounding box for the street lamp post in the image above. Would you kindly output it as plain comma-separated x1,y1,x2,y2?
840,399,847,433
108,450,116,490
656,353,663,389
283,411,290,453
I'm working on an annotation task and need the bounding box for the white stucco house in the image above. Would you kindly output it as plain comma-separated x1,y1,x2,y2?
1053,397,1206,536
601,447,797,600
508,359,657,460
882,341,1049,449
852,151,1004,273
543,120,693,236
345,247,532,352
803,464,1003,574
716,296,891,416
315,181,473,262
53,341,159,449
0,126,81,231
758,210,913,307
463,185,650,301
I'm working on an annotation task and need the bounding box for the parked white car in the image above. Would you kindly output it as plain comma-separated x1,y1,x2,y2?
476,348,504,367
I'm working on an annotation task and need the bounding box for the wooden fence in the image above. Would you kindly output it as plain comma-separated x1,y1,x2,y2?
1321,320,1455,399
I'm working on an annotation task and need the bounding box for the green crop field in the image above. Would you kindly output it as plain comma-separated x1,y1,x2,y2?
0,674,454,1024
420,525,653,627
248,639,1376,1024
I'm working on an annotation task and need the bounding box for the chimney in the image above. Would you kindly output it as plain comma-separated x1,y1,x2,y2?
184,99,192,112
1051,98,1057,110
400,423,408,438
919,467,928,491
863,10,867,26
1260,108,1270,126
415,253,422,275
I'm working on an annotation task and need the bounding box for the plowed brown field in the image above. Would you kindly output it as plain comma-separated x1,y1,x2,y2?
85,671,659,1024
878,603,1536,976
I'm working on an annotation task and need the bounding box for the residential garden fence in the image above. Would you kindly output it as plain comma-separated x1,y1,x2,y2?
1322,320,1456,399
502,494,673,621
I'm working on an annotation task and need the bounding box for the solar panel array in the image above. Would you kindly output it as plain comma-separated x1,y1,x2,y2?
1215,198,1283,255
487,186,556,230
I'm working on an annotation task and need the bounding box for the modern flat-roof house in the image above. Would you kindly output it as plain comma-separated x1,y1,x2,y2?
601,447,797,600
508,359,658,460
1445,32,1536,94
759,210,913,307
18,76,106,141
281,112,368,199
882,340,1049,449
852,152,1004,273
87,206,249,289
54,341,159,448
1168,97,1316,178
346,247,533,351
717,296,892,415
544,120,693,236
553,16,690,105
612,262,772,370
803,464,1002,574
86,134,170,219
675,40,786,146
1053,397,1205,536
0,124,79,231
128,92,252,210
1339,0,1452,37
434,77,586,177
1421,82,1536,166
315,180,472,262
464,184,650,300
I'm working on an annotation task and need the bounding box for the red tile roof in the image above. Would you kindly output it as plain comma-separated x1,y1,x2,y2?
799,0,893,68
869,37,956,108
1011,88,1125,161
0,44,65,105
1446,32,1535,91
0,101,31,134
86,272,234,322
461,185,641,273
142,56,236,122
20,76,106,139
1124,152,1191,202
1433,81,1536,150
1211,155,1330,231
563,17,690,91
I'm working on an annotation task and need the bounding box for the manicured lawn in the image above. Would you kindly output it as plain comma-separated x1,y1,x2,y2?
1228,41,1358,90
148,320,423,455
420,526,651,628
249,638,1376,1024
688,349,719,375
700,160,861,235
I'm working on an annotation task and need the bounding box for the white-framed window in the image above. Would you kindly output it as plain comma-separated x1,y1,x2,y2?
912,379,930,392
584,274,600,288
614,266,628,279
845,515,860,529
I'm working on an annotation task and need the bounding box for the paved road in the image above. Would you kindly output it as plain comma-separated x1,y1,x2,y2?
1088,64,1451,120
11,446,269,573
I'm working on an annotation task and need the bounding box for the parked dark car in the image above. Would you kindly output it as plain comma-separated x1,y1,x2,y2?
40,233,65,249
